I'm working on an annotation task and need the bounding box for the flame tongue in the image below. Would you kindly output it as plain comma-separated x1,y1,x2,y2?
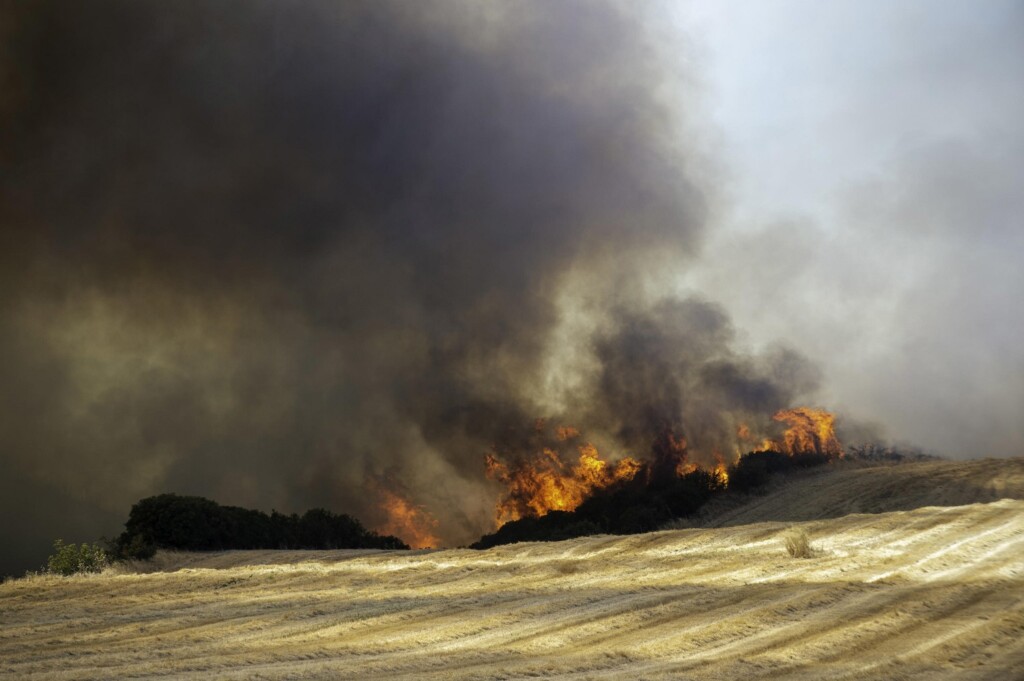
486,443,641,526
712,453,729,486
370,479,441,549
771,407,843,457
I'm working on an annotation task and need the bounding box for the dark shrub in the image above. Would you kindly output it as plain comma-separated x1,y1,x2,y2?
728,449,833,493
727,450,791,492
113,494,408,557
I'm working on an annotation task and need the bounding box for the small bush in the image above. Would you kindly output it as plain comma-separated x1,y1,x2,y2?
554,560,581,575
46,539,109,576
782,528,813,558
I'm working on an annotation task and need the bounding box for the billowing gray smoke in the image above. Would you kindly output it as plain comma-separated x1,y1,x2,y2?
0,0,821,573
582,299,822,463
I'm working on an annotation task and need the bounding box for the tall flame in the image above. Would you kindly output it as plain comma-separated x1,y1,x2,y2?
760,407,843,457
741,405,843,454
486,443,642,526
712,453,729,486
371,482,441,549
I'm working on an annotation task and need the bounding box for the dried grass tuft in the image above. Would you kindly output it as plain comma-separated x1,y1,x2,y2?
783,528,814,558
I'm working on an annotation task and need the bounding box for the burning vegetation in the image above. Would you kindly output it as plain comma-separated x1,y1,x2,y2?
763,407,844,458
376,489,440,550
349,406,845,550
368,478,441,550
485,445,642,525
472,406,843,549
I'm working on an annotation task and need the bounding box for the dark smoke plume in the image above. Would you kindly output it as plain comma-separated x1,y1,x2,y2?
0,0,821,573
578,299,822,466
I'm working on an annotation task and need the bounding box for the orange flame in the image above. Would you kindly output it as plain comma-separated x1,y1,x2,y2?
761,407,843,457
486,408,842,528
372,483,441,549
556,426,580,441
712,453,730,487
486,442,641,526
676,460,699,476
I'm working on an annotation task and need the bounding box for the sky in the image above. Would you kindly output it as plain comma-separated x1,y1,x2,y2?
1,0,1021,576
671,0,1024,458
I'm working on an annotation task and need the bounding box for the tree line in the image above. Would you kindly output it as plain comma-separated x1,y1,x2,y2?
113,493,408,559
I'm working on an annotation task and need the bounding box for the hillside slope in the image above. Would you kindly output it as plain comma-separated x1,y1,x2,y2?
2,458,1023,680
702,456,1024,527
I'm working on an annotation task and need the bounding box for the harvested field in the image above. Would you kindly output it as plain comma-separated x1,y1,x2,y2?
3,458,1023,680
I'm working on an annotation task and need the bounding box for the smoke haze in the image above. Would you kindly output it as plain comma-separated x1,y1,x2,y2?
2,0,1021,575
675,0,1024,460
0,0,719,572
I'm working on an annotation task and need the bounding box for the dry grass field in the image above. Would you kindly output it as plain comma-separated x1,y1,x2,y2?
3,458,1023,680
